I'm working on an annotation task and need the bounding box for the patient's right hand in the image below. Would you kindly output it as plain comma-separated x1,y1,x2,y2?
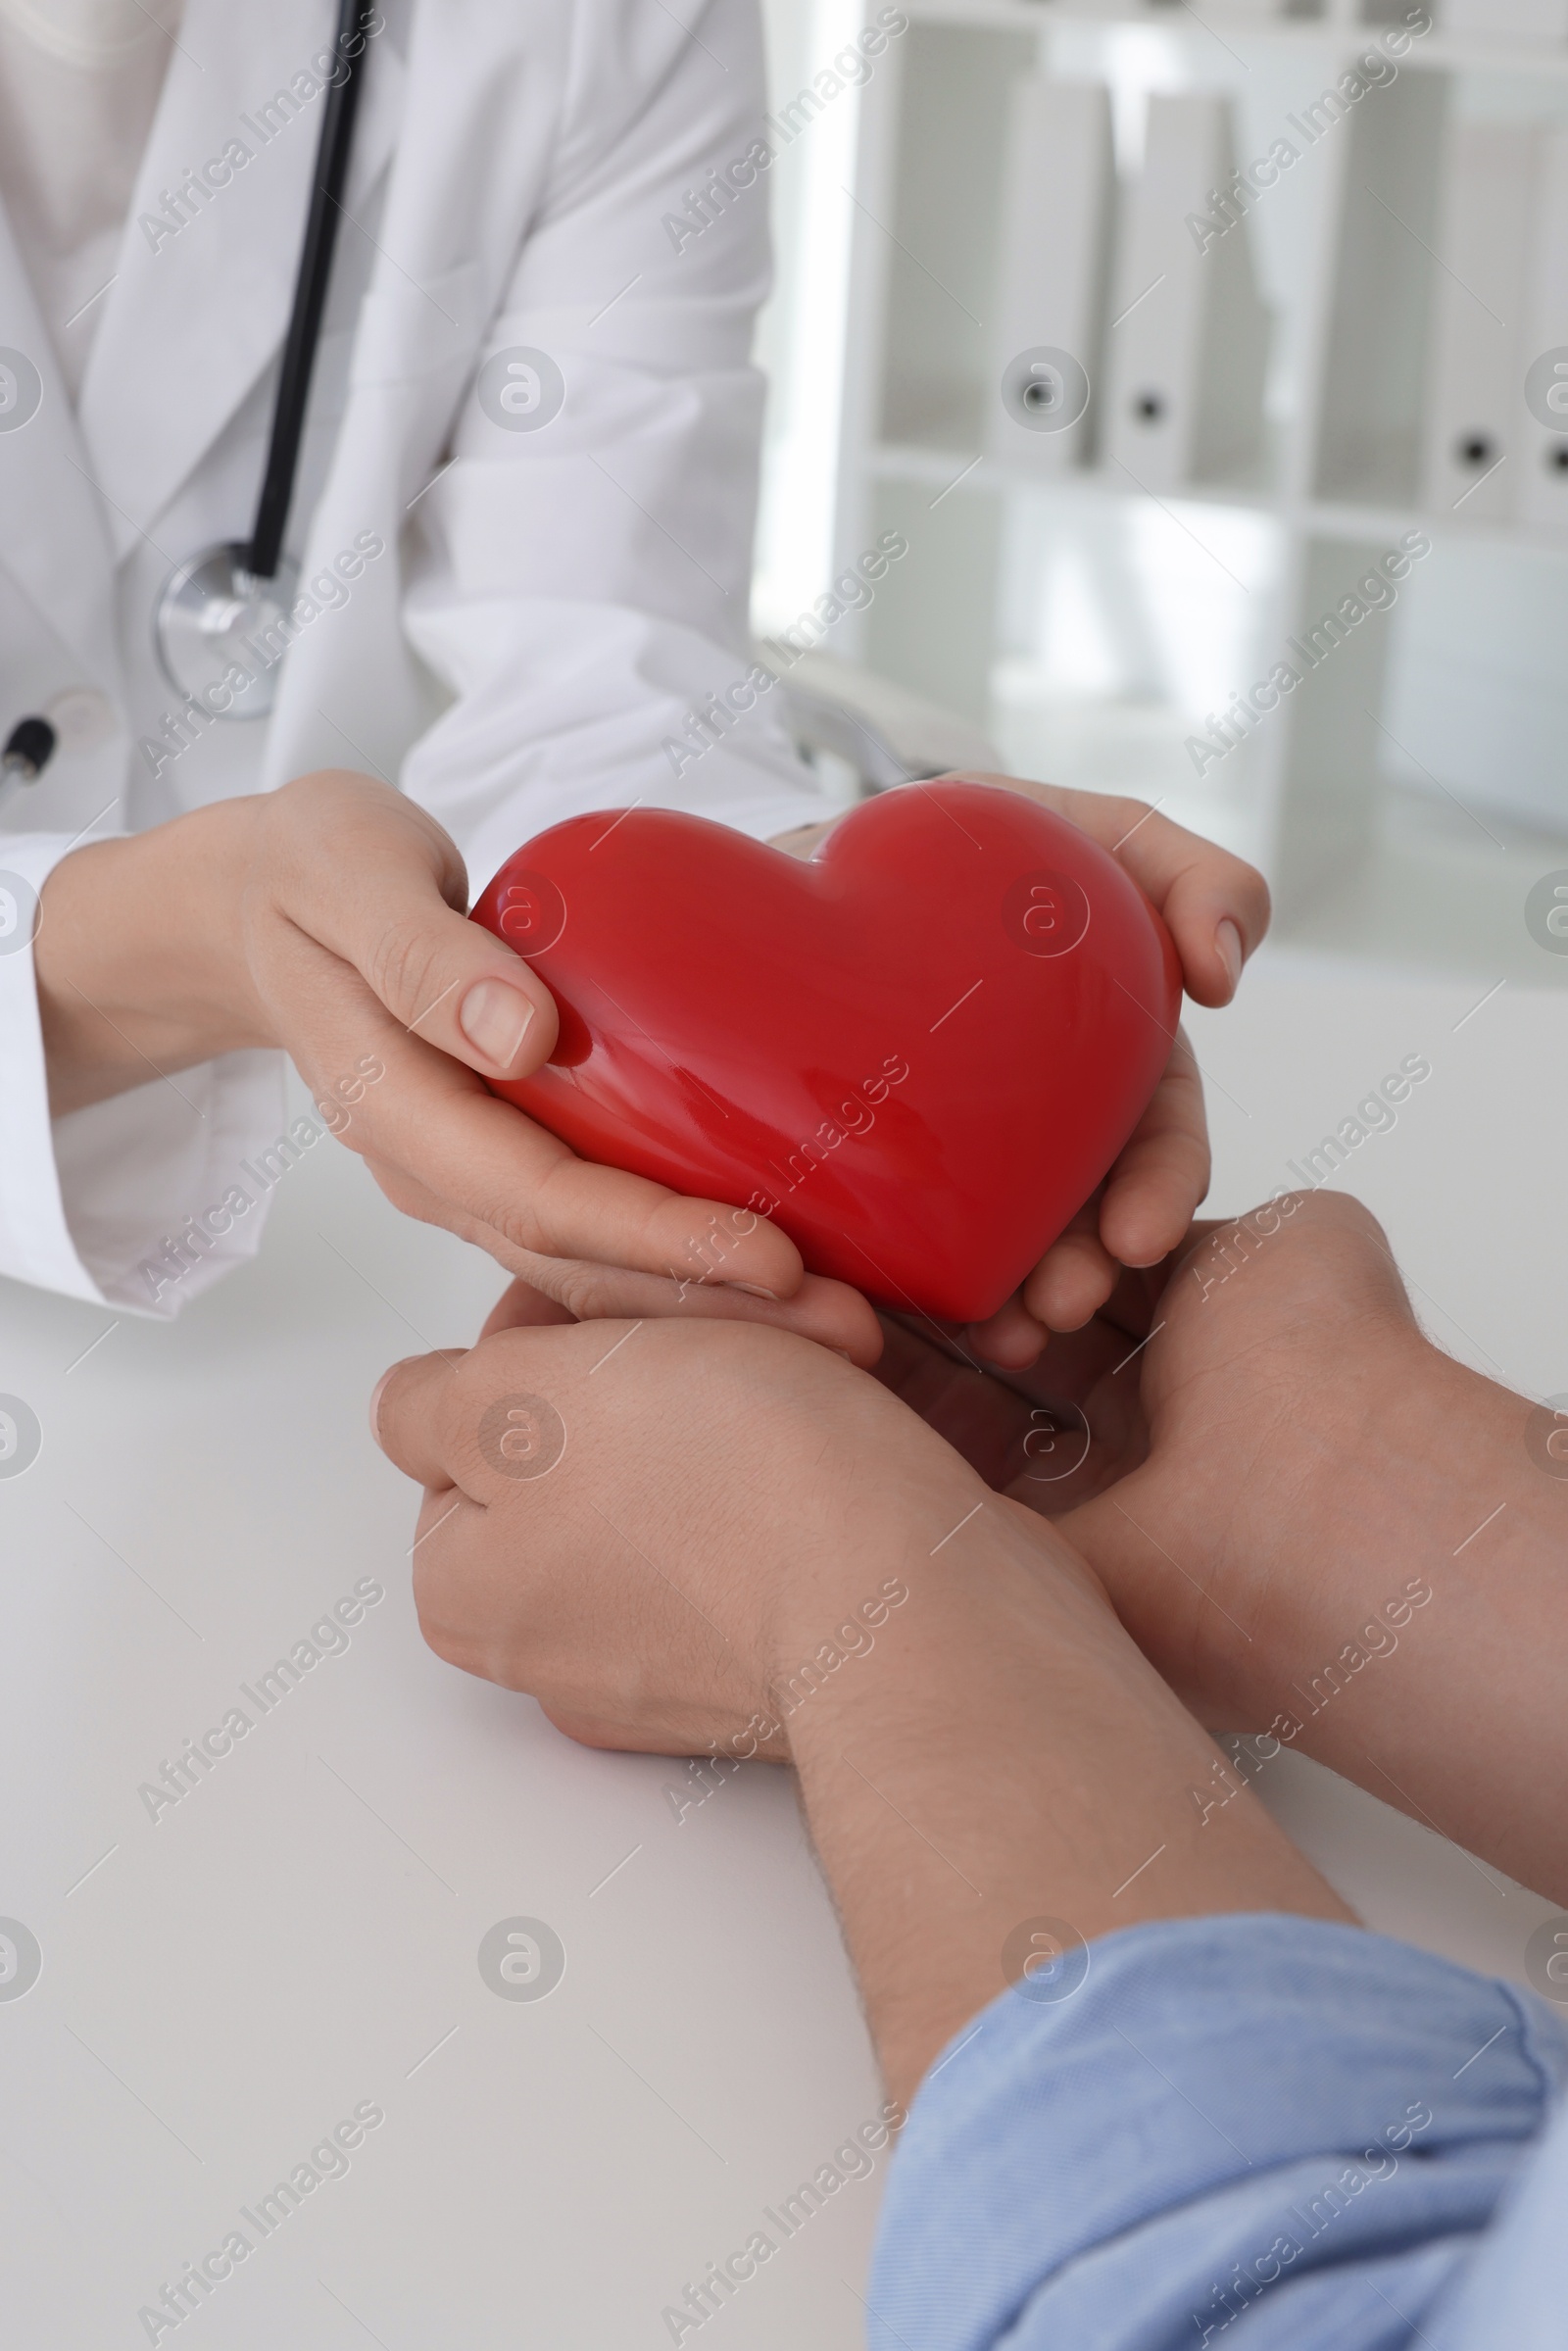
370,1289,1011,1757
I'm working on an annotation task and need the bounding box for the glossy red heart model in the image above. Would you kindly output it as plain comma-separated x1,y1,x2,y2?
471,782,1180,1321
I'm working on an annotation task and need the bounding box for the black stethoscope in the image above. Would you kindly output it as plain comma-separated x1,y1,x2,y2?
1,0,375,798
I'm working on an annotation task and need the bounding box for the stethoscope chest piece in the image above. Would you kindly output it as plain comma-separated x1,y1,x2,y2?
148,0,374,730
155,543,302,720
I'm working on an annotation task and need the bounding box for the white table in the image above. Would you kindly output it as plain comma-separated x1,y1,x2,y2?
2,947,1562,2348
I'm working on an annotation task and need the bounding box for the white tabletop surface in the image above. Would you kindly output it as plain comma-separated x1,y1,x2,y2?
2,945,1563,2349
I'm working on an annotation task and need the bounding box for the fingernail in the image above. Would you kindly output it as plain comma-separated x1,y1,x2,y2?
730,1282,780,1300
459,978,535,1071
368,1366,392,1447
1215,918,1244,994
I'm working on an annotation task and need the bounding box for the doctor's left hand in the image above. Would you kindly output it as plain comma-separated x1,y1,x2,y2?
33,773,882,1362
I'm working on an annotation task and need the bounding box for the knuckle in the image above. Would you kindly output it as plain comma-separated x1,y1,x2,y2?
1325,1191,1388,1247
481,1156,577,1259
413,1606,473,1674
266,772,316,830
1217,849,1271,927
466,1187,553,1257
553,1265,615,1320
333,1115,381,1169
364,915,446,1025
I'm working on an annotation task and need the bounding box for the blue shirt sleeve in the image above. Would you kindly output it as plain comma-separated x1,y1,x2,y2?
865,1914,1568,2351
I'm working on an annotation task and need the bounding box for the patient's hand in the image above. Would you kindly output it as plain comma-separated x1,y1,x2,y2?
875,1191,1423,1703
372,1275,1348,2103
877,1189,1568,1905
777,779,1269,1368
371,1285,994,1758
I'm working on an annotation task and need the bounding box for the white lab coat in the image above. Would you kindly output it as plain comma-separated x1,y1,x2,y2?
0,0,823,1315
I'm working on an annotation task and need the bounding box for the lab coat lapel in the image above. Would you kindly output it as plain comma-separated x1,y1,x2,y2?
0,212,120,692
78,0,396,563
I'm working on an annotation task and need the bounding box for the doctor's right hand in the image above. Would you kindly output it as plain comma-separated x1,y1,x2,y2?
32,772,882,1362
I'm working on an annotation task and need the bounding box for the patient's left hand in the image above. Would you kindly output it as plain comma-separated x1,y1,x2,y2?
870,1190,1429,1722
776,778,1268,1370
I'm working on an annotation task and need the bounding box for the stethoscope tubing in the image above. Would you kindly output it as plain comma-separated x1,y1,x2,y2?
2,0,381,792
245,0,381,582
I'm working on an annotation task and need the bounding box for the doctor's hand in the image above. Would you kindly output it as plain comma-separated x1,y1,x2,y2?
33,773,881,1362
774,781,1269,1369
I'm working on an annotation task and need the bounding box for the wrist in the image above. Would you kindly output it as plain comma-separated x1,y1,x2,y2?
168,795,275,1046
36,797,274,1113
1200,1332,1522,1727
779,1510,1347,2104
1195,1333,1568,1900
754,1461,1010,1749
772,1499,1104,1780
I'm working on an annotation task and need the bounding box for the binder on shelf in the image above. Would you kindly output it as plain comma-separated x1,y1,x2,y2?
1419,121,1546,525
1519,129,1568,533
1442,0,1568,37
1102,92,1271,497
987,78,1114,475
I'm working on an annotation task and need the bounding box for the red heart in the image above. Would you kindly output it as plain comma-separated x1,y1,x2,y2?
471,782,1180,1321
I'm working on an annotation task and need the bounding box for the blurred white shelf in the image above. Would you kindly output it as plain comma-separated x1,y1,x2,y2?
870,438,1568,551
799,0,1568,946
907,0,1568,77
